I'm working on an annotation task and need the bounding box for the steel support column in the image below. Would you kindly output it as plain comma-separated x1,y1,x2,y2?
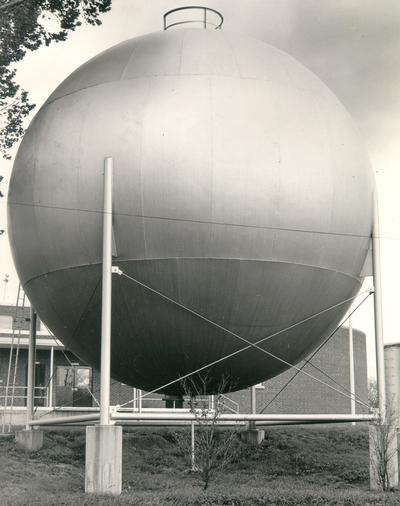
370,190,398,489
100,157,113,426
48,346,54,408
243,385,264,446
191,421,196,470
85,157,121,496
248,385,257,430
250,386,256,415
372,193,386,419
348,316,356,425
26,307,37,429
15,307,43,451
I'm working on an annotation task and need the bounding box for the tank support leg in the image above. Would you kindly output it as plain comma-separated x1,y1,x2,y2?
15,307,43,451
370,191,398,490
241,385,264,445
85,157,122,495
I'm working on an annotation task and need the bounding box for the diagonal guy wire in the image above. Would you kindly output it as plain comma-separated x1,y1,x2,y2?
118,271,371,409
259,292,372,413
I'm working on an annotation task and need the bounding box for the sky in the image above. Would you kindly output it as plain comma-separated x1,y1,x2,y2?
1,0,399,378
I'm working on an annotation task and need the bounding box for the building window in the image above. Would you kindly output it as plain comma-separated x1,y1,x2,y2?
55,365,92,408
0,315,12,329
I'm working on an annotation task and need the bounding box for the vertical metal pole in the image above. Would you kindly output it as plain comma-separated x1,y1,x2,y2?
210,394,215,411
133,387,137,411
250,386,256,414
100,157,113,426
369,191,398,490
249,385,257,430
26,307,37,429
191,421,195,471
48,346,54,408
348,316,356,425
372,191,386,420
138,389,142,413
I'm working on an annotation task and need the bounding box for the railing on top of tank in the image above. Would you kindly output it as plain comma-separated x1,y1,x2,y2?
163,6,224,31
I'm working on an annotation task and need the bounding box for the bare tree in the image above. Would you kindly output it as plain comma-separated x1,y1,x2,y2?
369,399,398,491
174,373,241,490
368,379,378,409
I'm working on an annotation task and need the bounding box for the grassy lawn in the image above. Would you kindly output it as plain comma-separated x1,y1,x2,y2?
0,425,399,505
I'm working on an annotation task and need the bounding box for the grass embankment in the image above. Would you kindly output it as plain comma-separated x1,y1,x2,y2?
0,425,398,505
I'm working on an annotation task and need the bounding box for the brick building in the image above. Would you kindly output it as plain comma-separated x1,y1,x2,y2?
0,303,368,417
229,329,368,414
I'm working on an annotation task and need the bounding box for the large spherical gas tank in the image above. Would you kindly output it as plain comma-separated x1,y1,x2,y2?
8,29,373,395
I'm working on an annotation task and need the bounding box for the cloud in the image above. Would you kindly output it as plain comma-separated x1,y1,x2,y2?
201,1,400,165
234,0,400,174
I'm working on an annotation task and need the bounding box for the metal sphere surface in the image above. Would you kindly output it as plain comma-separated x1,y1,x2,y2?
8,29,373,394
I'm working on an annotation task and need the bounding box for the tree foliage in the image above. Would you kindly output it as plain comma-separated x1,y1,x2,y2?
0,0,112,159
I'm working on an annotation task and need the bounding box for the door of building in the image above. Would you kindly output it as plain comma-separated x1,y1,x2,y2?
24,362,47,407
35,362,46,407
55,366,92,408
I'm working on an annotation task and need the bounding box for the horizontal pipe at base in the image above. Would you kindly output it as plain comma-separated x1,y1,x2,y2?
29,413,376,427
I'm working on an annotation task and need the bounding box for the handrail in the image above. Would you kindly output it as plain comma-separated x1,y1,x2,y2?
163,6,223,31
0,385,49,406
220,394,240,414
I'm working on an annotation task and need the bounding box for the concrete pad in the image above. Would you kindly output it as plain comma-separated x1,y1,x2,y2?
85,425,122,495
241,428,265,446
15,429,43,451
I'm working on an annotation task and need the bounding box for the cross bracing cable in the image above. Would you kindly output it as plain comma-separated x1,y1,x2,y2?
8,200,400,241
118,270,371,409
271,294,372,408
259,292,372,413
